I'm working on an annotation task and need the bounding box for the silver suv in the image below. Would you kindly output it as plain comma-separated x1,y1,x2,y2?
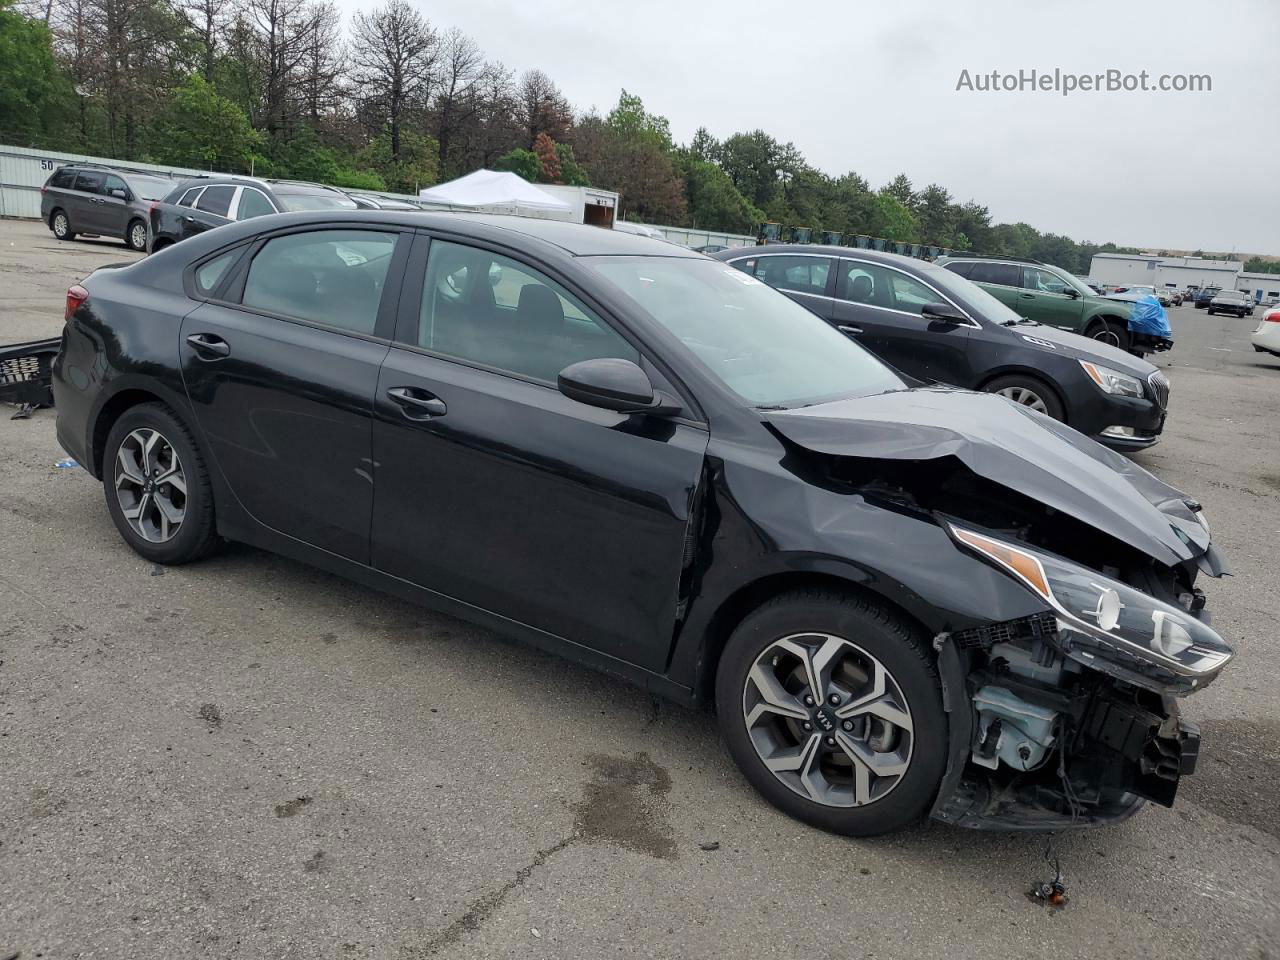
40,164,177,252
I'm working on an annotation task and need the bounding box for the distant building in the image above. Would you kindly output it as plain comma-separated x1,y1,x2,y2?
1236,271,1280,304
1088,253,1242,292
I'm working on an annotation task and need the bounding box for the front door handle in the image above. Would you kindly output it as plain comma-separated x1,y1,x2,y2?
387,387,447,419
186,333,230,359
1019,293,1035,299
837,324,863,336
184,215,196,222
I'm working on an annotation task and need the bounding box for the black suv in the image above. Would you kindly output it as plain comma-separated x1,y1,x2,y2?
40,164,177,251
148,177,358,252
712,245,1171,450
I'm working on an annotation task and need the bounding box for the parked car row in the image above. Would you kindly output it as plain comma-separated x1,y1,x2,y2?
49,211,1229,838
38,163,428,253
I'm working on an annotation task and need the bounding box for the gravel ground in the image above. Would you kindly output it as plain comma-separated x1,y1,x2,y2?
1,217,1278,959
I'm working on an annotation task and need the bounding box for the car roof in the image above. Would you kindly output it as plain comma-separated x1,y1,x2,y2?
715,243,935,271
431,213,702,257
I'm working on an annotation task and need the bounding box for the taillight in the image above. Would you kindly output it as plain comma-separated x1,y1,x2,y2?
149,200,159,214
65,284,88,321
1264,311,1280,323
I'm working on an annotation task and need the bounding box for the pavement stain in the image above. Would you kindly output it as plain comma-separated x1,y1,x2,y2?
274,795,313,818
572,751,676,860
198,702,221,727
303,849,328,872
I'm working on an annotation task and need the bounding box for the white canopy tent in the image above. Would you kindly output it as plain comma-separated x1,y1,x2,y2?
418,170,572,218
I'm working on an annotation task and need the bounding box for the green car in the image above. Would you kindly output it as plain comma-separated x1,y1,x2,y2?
936,256,1172,355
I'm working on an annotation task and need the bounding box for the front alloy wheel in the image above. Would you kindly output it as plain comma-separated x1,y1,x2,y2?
114,427,187,543
743,633,913,807
994,384,1048,414
715,590,946,836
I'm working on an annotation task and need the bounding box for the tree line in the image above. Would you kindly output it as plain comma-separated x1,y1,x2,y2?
3,0,1146,273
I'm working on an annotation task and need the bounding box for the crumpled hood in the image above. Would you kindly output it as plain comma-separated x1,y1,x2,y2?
766,387,1214,569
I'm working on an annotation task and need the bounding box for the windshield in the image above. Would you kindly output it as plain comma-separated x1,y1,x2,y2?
587,257,904,407
925,262,1027,325
277,192,359,212
1217,290,1244,299
127,176,174,200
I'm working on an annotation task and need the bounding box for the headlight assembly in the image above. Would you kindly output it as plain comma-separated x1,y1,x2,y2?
949,525,1232,691
1079,360,1144,398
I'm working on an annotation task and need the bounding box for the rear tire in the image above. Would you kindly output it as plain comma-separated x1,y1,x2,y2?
1207,308,1215,316
984,374,1065,422
102,403,220,565
51,210,75,241
126,218,148,252
715,589,947,837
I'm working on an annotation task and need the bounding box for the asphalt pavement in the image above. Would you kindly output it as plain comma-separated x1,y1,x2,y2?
1,218,1278,959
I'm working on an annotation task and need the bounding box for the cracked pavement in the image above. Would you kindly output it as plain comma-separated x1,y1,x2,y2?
1,218,1278,958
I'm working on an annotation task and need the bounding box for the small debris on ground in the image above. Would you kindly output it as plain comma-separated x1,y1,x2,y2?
150,564,165,576
699,841,720,851
198,703,221,727
54,458,78,468
1028,841,1069,908
531,928,541,939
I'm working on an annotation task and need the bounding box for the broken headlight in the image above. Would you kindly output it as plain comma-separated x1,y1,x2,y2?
1079,360,1143,398
949,525,1233,690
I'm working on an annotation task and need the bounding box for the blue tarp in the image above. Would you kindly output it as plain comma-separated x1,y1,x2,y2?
1128,294,1172,339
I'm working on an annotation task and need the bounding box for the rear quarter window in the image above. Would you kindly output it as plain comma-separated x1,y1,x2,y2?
48,168,75,189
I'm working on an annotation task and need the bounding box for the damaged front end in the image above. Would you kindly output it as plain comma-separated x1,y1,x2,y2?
764,389,1234,830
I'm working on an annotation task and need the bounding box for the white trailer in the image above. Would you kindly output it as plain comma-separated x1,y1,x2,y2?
534,185,619,227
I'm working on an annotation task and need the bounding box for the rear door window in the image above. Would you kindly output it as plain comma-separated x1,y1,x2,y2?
967,262,1020,286
241,229,399,334
195,185,235,218
752,255,833,297
73,171,105,194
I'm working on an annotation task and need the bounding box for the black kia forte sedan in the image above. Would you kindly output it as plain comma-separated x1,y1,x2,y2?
711,245,1170,450
53,212,1231,836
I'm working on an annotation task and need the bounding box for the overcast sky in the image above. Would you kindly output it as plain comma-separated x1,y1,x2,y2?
335,0,1280,253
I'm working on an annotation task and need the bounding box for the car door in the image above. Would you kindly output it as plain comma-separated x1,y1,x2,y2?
69,170,106,233
728,253,836,320
370,235,708,672
99,174,132,240
1016,266,1086,332
829,258,976,385
179,226,409,562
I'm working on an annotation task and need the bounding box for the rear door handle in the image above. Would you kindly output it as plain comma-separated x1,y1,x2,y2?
1019,293,1035,299
186,333,230,359
184,216,196,222
837,324,863,336
387,387,447,419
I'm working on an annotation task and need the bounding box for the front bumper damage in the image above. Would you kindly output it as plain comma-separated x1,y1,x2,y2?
929,613,1212,831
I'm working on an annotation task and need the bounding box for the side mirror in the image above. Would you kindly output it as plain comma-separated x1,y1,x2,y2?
109,188,128,200
920,302,969,324
558,358,680,415
1063,288,1080,299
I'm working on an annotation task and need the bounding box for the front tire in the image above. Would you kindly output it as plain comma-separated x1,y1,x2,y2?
984,374,1066,421
715,589,947,836
126,219,148,252
103,403,219,565
1088,319,1131,352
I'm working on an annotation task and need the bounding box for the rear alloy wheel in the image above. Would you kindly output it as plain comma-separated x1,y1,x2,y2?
103,403,219,564
985,374,1065,422
52,210,75,241
716,590,946,836
127,219,148,252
